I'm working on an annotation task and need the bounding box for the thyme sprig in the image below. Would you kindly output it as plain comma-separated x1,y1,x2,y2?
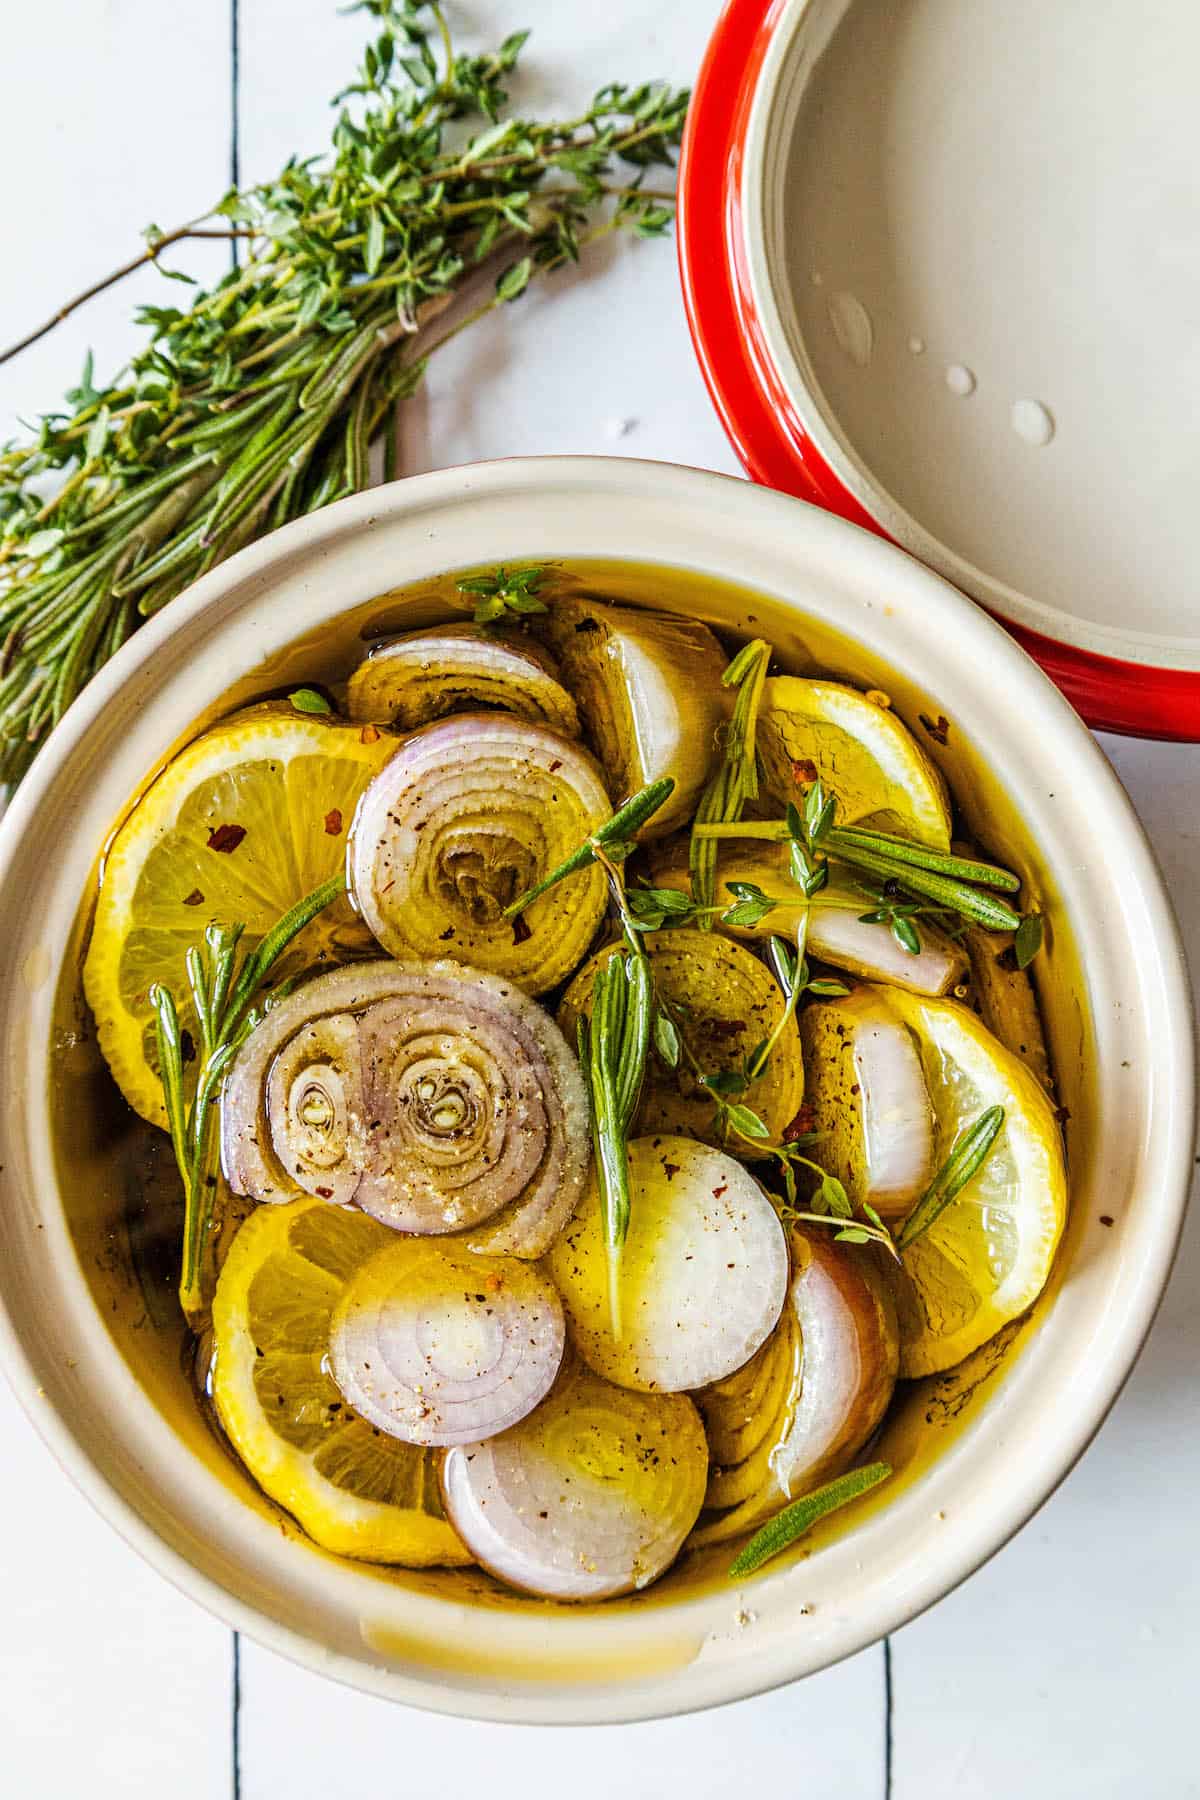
456,563,547,625
150,873,346,1323
692,804,1029,939
0,3,688,786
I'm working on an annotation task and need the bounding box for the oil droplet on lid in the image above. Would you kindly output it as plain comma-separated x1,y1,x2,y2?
908,335,925,355
945,364,976,397
1011,398,1055,446
827,291,873,367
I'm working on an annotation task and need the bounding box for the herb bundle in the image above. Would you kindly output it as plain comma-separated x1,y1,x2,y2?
0,2,687,786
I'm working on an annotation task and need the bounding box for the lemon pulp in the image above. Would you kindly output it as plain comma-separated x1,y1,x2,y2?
211,1197,471,1566
83,706,396,1126
882,989,1067,1377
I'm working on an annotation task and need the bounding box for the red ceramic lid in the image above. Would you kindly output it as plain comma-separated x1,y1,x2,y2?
678,0,1200,740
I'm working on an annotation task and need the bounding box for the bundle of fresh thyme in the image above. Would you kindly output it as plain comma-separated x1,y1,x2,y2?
0,2,687,786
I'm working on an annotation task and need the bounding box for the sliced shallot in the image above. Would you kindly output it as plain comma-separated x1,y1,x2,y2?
329,1239,564,1446
645,841,967,996
557,927,804,1154
440,1360,708,1600
220,959,589,1255
347,623,580,736
346,713,610,994
540,597,731,838
799,988,936,1220
694,1226,899,1544
549,1135,788,1392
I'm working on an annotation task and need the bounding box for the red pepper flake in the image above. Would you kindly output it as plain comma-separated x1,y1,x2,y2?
511,913,532,945
315,1186,334,1199
919,713,951,745
663,1161,681,1181
1099,1214,1114,1227
1054,1104,1072,1125
183,888,205,907
549,758,563,773
711,1183,729,1199
485,1272,504,1293
791,758,819,785
438,926,456,941
207,823,247,854
783,1103,817,1143
324,808,343,836
360,723,381,743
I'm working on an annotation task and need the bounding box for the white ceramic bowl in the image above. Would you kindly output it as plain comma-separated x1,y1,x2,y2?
0,458,1191,1723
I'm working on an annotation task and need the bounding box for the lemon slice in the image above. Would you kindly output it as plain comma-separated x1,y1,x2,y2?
757,677,952,849
83,706,396,1127
879,988,1067,1377
211,1197,471,1566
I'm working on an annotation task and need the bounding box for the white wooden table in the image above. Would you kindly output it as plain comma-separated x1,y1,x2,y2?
2,4,1196,1794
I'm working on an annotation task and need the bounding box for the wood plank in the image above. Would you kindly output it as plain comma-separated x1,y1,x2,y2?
0,1370,233,1797
891,738,1200,1800
239,1638,885,1799
0,0,233,436
0,5,236,1793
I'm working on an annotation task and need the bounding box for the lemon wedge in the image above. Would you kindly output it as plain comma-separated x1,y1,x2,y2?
880,988,1067,1377
83,706,396,1126
757,677,952,850
211,1197,471,1566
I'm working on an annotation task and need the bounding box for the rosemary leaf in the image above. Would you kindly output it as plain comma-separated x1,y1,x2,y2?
897,1105,1007,1252
729,1463,893,1577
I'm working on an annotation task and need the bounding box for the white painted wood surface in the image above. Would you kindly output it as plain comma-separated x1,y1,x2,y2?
1,4,1196,1796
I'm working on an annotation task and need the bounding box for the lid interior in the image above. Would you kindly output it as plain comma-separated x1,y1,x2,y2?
745,0,1200,672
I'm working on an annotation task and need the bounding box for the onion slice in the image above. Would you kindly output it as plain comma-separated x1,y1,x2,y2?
549,1136,788,1392
694,1226,899,1545
646,841,967,996
346,713,610,994
220,959,589,1256
440,1361,708,1599
347,623,580,736
329,1240,564,1446
799,988,936,1220
963,926,1053,1091
539,597,730,838
558,928,804,1154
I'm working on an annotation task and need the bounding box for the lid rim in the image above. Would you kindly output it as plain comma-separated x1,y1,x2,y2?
678,0,1200,739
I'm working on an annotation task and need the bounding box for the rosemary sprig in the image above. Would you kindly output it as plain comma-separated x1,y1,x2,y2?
503,780,675,1332
502,778,676,919
689,639,770,923
896,1105,1007,1252
0,3,688,786
150,873,346,1323
577,948,652,1340
729,1462,893,1578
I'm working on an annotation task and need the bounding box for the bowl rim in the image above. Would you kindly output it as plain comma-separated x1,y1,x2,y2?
677,0,1200,740
0,454,1193,1722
